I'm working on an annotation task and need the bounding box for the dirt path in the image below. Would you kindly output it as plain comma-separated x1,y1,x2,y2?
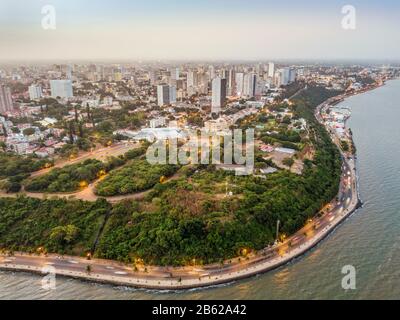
0,170,182,203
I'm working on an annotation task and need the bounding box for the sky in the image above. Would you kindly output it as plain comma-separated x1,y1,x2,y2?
0,0,399,61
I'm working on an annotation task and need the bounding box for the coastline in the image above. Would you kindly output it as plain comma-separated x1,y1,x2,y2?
0,83,383,291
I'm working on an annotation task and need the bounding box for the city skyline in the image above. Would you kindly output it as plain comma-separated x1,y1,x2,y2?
1,0,400,61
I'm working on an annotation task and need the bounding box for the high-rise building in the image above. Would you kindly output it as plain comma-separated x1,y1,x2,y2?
0,85,13,114
227,69,235,96
235,73,244,97
187,70,198,88
157,84,176,106
50,80,73,98
171,68,180,81
297,68,305,77
157,85,169,106
28,85,43,100
243,73,257,98
187,70,199,96
256,63,263,76
149,70,157,85
211,77,227,114
268,62,275,78
220,69,228,79
255,78,266,96
176,79,185,90
66,65,73,79
279,68,291,86
289,68,297,83
209,65,215,80
169,85,177,104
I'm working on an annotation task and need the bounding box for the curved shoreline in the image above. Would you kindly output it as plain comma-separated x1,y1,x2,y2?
0,84,379,291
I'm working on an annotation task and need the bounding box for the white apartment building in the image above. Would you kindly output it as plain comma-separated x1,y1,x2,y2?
0,85,13,114
211,77,227,114
28,85,43,100
235,73,244,97
150,117,166,128
50,80,73,98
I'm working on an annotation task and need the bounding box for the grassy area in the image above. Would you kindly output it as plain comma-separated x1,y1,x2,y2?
24,159,108,193
0,197,109,256
0,152,52,193
94,159,180,196
23,144,148,193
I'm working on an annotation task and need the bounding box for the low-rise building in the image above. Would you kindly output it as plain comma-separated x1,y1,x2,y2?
150,117,166,128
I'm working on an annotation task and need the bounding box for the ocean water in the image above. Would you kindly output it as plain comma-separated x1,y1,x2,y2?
1,80,400,300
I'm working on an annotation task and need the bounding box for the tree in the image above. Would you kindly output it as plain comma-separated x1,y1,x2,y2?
78,121,84,138
68,121,75,144
74,105,79,123
23,128,36,136
1,124,7,137
282,157,295,168
76,138,91,151
50,225,80,246
86,105,91,121
5,181,22,193
341,140,350,152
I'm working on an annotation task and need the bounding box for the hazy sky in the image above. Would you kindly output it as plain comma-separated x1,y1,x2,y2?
1,0,399,61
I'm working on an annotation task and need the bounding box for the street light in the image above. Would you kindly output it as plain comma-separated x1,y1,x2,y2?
79,181,88,188
276,219,280,242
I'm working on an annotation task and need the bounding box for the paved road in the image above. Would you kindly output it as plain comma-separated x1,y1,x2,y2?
30,141,141,178
0,94,361,290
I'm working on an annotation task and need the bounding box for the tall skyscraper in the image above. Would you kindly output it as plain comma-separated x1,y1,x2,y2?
28,85,43,100
169,68,179,86
169,85,177,104
256,63,263,76
243,73,257,98
187,70,199,96
157,85,169,106
211,77,227,114
66,65,73,79
220,69,228,79
235,73,244,97
268,62,275,78
149,70,157,85
227,69,235,96
0,85,13,114
289,68,297,83
157,85,173,106
209,65,215,80
187,70,198,88
50,80,73,98
280,68,291,86
172,68,180,80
